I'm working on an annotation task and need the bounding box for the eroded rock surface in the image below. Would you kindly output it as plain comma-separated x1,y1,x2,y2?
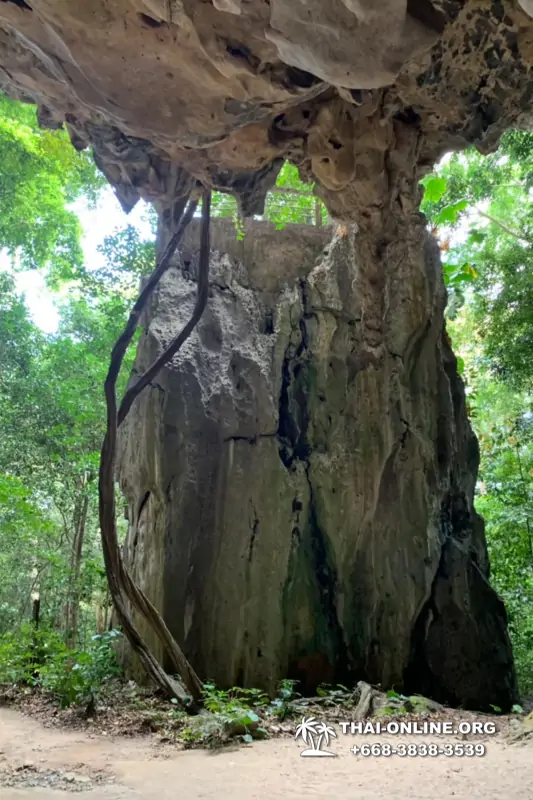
1,2,533,217
118,219,517,710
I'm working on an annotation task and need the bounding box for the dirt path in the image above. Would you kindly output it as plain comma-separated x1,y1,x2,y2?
1,707,532,799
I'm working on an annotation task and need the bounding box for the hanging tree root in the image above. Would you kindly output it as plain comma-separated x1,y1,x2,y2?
98,189,212,709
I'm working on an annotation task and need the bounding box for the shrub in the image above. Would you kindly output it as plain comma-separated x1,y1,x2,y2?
0,625,122,708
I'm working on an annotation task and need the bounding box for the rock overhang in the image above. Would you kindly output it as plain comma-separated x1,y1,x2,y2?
1,0,533,217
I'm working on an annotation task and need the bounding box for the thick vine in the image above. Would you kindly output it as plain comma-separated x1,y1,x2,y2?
98,189,212,708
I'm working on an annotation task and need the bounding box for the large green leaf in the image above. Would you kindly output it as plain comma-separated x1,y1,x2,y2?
434,199,469,226
422,176,447,204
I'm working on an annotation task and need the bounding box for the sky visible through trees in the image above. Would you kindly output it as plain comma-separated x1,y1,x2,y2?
8,190,153,334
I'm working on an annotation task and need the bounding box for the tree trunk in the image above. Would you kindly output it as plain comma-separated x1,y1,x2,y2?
118,214,518,711
31,596,40,629
65,489,89,649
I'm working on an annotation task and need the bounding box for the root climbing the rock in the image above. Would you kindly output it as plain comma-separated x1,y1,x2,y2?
98,189,212,708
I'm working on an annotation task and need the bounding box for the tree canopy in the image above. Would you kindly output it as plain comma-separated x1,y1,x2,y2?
420,134,533,388
0,94,104,280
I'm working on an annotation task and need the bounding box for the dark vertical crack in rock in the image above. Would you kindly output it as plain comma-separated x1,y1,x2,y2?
277,279,350,690
248,503,259,563
132,490,151,555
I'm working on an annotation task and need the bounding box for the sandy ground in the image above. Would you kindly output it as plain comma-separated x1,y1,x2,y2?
1,707,532,799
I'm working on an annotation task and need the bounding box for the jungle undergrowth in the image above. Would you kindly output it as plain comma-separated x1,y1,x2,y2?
1,634,524,750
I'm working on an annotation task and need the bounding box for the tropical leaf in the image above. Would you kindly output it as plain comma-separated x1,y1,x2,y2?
422,176,447,204
434,199,469,226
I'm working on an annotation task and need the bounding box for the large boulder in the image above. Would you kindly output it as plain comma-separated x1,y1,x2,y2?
118,218,517,710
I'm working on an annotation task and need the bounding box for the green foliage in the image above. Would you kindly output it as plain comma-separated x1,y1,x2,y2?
0,97,150,678
421,175,447,205
38,630,122,708
68,224,155,302
449,300,533,695
420,174,476,318
277,677,299,699
0,93,104,276
421,136,533,386
211,162,327,233
0,473,55,632
202,682,269,713
0,626,122,708
315,683,353,706
192,680,305,744
178,682,269,747
267,678,300,719
0,246,134,644
433,200,469,227
422,133,533,694
0,100,132,648
385,689,406,700
0,625,48,686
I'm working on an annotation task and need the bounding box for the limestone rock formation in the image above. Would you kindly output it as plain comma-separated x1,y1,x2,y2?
1,1,533,216
265,0,443,89
118,219,516,710
0,0,529,708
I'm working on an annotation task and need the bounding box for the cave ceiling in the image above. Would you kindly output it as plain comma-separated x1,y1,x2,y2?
1,0,533,219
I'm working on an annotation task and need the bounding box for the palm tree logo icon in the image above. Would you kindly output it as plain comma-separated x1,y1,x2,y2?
295,716,337,757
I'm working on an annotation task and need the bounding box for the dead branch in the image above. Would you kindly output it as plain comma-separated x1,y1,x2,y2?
478,210,527,242
98,190,211,708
